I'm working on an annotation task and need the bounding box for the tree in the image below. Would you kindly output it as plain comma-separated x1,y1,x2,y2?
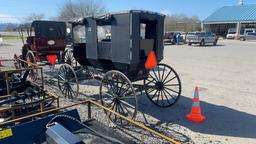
58,0,106,22
19,13,45,23
165,14,201,32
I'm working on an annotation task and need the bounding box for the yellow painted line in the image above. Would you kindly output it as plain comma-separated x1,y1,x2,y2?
88,100,180,144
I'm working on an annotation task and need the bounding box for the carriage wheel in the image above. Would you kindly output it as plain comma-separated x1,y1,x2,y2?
144,63,181,108
99,70,137,126
64,49,76,67
57,64,79,99
13,54,20,69
26,51,38,81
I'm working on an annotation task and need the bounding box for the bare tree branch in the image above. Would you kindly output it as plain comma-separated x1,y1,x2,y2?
58,0,106,22
19,13,45,23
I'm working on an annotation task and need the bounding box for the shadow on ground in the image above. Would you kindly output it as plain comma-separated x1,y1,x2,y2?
190,44,225,47
137,95,256,139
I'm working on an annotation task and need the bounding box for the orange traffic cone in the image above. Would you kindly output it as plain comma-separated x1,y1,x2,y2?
145,50,157,69
186,86,206,123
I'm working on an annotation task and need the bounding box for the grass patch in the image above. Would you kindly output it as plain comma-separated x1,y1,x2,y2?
1,36,20,40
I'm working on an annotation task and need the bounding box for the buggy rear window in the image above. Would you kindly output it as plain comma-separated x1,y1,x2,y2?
33,21,66,39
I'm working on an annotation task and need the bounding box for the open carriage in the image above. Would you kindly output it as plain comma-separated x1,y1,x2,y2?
0,59,58,122
57,10,182,125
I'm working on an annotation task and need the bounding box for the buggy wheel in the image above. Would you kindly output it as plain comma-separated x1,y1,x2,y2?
13,54,20,69
26,51,38,81
99,70,137,126
144,63,181,108
64,49,76,67
57,64,79,99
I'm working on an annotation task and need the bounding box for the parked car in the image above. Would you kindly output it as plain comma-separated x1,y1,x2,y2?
226,31,237,39
226,28,236,39
186,32,218,46
163,32,175,44
240,32,256,41
180,32,187,43
240,28,256,41
164,32,184,44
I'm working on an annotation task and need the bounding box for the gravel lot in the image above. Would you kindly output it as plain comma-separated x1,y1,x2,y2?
0,39,255,143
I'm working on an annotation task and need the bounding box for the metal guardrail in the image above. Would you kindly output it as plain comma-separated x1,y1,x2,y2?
0,98,180,144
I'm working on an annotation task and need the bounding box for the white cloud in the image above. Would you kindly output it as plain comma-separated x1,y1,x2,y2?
0,14,20,23
160,9,172,16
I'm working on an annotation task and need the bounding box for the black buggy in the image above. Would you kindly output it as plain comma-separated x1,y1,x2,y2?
18,20,71,81
57,10,182,125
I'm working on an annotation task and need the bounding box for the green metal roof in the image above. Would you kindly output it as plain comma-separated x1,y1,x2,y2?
203,4,256,24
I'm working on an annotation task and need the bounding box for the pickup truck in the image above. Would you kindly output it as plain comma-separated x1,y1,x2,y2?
186,32,218,46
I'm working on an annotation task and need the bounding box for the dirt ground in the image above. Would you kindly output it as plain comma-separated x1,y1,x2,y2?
0,39,255,144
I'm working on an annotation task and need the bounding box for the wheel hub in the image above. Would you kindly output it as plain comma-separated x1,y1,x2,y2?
155,81,164,90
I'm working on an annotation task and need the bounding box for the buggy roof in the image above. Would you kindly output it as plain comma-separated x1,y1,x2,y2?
31,20,66,38
72,10,165,25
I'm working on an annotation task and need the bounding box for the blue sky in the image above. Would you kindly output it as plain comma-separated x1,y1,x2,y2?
0,0,256,23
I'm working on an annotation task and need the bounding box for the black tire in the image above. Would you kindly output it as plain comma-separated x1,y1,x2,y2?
188,43,192,46
58,64,79,99
26,51,38,81
144,63,182,108
99,70,137,126
213,40,217,46
64,49,76,67
200,39,205,46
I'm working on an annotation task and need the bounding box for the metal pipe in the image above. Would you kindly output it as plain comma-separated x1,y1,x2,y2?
88,100,180,144
0,99,180,144
88,102,91,119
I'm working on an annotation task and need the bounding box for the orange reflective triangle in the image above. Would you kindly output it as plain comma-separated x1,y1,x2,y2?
47,55,57,65
145,50,157,69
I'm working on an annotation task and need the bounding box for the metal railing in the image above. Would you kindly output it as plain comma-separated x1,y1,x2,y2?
0,98,180,144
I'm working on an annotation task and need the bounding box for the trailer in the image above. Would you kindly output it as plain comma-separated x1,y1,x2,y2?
0,58,59,123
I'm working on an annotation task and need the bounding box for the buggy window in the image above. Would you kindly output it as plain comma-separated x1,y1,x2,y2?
30,27,35,36
73,25,86,43
140,24,146,39
139,20,157,58
97,25,111,42
33,22,66,39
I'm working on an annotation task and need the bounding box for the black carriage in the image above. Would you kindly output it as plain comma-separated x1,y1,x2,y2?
18,20,73,74
58,10,182,125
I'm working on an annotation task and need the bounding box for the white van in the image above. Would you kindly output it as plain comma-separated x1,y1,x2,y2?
226,28,237,39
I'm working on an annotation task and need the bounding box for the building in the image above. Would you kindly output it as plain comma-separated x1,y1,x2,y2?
202,2,256,38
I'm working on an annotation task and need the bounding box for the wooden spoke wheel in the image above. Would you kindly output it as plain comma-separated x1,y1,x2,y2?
57,64,79,99
99,70,137,126
64,49,76,67
26,51,38,81
144,63,181,108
